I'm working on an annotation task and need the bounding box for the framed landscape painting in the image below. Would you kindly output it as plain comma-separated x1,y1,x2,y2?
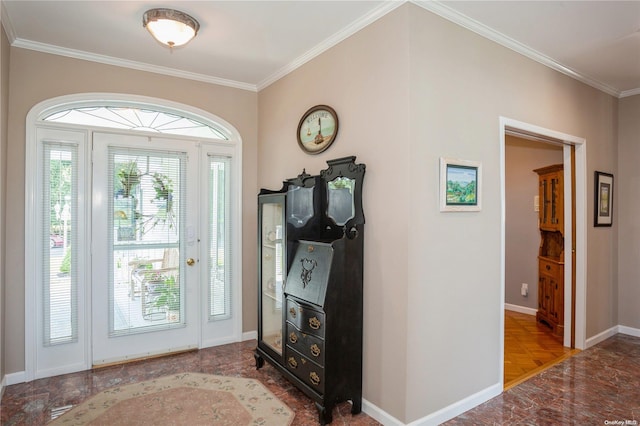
594,171,613,227
440,157,482,212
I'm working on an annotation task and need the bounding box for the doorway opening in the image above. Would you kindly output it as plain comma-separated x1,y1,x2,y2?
504,135,575,388
500,117,587,389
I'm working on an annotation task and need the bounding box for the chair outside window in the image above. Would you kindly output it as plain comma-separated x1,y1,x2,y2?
129,248,179,321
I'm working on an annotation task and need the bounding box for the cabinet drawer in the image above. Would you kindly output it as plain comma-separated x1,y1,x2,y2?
539,258,561,277
286,322,325,366
285,347,325,394
286,298,325,338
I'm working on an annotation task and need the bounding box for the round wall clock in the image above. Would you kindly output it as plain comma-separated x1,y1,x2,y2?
297,105,339,155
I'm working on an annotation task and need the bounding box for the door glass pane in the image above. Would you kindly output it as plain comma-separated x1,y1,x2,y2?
108,148,185,335
208,156,231,320
43,144,78,345
261,201,285,355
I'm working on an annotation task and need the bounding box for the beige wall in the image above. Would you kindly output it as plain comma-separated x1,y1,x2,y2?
505,137,563,310
1,23,9,384
4,48,259,373
259,4,618,423
258,6,411,420
617,95,640,329
405,4,617,421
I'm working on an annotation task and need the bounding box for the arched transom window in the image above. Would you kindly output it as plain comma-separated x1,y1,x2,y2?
44,106,230,140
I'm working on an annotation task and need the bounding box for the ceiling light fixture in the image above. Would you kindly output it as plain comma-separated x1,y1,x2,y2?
143,8,200,48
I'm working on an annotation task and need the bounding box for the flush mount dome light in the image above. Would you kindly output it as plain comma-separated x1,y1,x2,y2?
143,8,200,48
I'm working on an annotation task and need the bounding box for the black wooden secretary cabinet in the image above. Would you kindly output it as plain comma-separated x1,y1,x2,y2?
254,156,365,425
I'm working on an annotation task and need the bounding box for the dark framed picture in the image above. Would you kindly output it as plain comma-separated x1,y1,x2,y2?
440,157,482,212
594,171,614,227
297,105,338,155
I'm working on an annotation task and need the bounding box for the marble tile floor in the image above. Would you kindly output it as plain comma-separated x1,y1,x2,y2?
3,334,639,425
0,340,380,426
446,333,640,425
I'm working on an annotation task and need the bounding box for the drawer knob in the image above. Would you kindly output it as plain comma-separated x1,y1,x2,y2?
310,344,321,357
289,307,297,318
289,332,298,344
287,357,298,369
546,265,551,270
309,317,321,330
310,372,321,386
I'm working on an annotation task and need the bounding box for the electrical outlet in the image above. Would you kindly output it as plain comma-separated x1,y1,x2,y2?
534,196,539,212
521,283,528,297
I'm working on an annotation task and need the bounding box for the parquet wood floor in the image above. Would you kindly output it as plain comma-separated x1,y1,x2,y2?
504,309,577,389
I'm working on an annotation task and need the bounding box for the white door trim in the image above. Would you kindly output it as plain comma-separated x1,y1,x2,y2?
499,116,587,387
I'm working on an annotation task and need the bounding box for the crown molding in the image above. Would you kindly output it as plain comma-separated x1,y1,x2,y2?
412,0,623,98
620,88,640,98
10,38,257,92
1,1,17,43
5,0,636,98
256,0,405,91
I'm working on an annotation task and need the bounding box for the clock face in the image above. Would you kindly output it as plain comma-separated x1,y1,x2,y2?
297,105,338,154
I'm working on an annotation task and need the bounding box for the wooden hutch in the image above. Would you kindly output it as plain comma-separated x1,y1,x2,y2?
534,163,564,336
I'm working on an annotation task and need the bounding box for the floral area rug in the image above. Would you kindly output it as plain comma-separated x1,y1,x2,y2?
49,372,294,425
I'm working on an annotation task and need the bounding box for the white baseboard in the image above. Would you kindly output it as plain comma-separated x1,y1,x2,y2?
617,325,640,338
242,330,257,341
406,382,502,426
362,398,404,425
504,303,537,316
586,325,640,348
585,325,619,348
5,371,26,386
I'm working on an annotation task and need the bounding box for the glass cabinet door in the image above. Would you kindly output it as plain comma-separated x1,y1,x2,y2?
258,195,286,356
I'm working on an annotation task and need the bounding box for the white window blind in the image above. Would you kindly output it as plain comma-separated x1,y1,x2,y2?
42,143,78,345
107,147,186,335
209,156,232,320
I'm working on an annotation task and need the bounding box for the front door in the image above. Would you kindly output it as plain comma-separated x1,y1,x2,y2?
91,133,200,365
28,99,241,380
